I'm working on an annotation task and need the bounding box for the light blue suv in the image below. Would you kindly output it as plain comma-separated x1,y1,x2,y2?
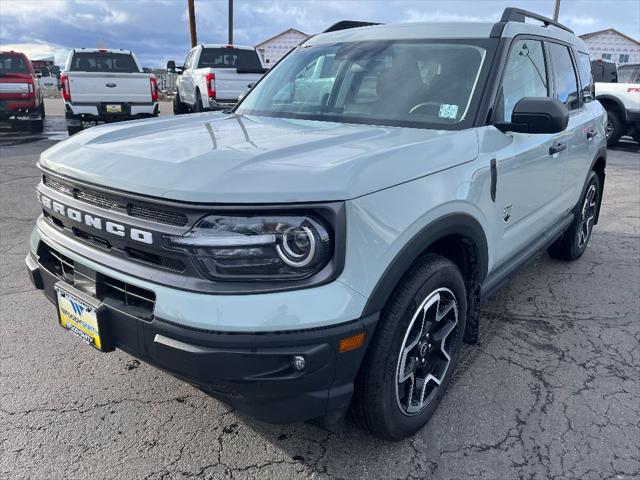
26,8,607,439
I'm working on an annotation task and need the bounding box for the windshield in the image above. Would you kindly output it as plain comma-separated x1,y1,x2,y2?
236,40,492,129
0,54,29,74
68,52,140,73
198,48,263,70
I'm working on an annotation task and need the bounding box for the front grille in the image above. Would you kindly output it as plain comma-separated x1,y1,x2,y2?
43,174,189,227
38,243,156,318
127,204,188,227
75,190,118,210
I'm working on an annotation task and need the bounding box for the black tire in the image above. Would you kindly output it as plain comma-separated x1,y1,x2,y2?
40,101,46,119
194,90,203,112
548,171,600,261
351,253,467,440
173,91,187,115
67,125,83,136
30,119,44,133
604,109,624,147
631,127,640,145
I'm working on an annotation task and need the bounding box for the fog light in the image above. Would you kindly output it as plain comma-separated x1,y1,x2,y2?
291,355,306,371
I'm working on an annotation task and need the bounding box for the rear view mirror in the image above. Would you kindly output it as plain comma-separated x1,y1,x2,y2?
496,97,569,134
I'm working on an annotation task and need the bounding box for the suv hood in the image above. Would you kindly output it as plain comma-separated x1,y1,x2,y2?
40,113,478,203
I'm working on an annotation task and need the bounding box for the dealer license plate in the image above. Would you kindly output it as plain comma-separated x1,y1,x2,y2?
55,285,104,351
105,104,122,113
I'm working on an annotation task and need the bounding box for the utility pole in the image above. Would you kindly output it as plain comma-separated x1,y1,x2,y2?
552,0,561,21
228,0,233,45
188,0,197,48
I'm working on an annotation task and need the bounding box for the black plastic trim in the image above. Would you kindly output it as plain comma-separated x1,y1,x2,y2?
361,213,489,316
596,94,629,122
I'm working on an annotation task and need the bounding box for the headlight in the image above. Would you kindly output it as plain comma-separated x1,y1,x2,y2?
167,215,332,280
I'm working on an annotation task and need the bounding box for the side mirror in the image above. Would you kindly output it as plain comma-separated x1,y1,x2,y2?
166,60,176,72
495,97,569,134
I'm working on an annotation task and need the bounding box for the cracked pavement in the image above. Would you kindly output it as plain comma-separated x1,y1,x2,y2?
1,116,639,479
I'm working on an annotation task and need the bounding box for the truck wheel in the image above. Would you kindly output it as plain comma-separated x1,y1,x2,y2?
173,92,187,115
351,253,467,440
30,119,44,133
604,110,624,146
40,101,46,119
194,90,204,112
548,171,600,261
67,125,83,136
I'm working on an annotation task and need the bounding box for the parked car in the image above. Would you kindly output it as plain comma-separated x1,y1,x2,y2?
60,48,159,136
168,44,266,113
27,8,607,440
591,60,640,145
0,51,44,132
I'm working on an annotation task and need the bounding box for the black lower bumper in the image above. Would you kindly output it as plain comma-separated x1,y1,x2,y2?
26,250,378,424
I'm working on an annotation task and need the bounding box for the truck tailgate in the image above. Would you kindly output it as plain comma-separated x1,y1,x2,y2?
212,70,262,101
67,72,152,103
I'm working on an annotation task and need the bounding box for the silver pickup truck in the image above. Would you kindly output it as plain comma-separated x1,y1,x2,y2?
168,44,266,112
60,49,159,136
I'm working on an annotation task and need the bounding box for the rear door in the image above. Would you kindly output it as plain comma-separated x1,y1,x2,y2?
67,52,151,103
491,38,569,266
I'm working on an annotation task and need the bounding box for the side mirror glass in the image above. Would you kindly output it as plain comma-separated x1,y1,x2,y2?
495,97,569,134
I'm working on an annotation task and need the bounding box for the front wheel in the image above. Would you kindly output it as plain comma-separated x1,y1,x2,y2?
548,171,600,261
351,254,467,440
604,110,624,146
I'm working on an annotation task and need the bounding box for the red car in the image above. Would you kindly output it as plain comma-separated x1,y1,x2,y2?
0,51,45,132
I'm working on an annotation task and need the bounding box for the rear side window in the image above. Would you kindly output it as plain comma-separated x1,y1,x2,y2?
547,43,579,110
69,52,140,73
500,39,548,122
0,54,29,73
618,65,640,84
198,48,262,70
576,52,594,102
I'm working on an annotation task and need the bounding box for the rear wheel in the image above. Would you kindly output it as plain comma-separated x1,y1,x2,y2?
67,124,83,136
631,126,640,144
548,171,600,261
351,254,466,440
30,119,44,133
173,91,187,115
604,109,624,146
194,90,204,112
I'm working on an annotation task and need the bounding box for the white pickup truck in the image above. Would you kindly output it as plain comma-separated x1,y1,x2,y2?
60,49,159,135
592,61,640,145
168,44,266,113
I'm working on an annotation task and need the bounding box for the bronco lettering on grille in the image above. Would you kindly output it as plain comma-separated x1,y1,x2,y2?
38,193,153,245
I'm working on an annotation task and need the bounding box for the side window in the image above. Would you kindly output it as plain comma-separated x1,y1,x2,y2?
548,42,580,110
184,51,194,69
500,39,548,122
576,52,594,102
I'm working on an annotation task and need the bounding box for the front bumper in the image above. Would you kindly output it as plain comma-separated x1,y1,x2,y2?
25,244,378,424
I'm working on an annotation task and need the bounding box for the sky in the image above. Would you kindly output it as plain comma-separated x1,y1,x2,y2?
1,0,639,68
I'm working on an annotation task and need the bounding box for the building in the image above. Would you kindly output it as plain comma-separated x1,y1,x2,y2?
255,28,309,67
579,29,640,65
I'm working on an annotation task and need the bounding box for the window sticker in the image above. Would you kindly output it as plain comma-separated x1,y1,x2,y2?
439,103,459,119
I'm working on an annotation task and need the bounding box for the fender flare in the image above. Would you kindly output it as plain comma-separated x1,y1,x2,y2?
361,213,489,317
596,94,628,122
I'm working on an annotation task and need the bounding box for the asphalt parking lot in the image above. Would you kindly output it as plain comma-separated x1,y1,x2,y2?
1,102,639,480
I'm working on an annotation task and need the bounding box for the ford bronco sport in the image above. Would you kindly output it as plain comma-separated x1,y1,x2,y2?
26,8,607,440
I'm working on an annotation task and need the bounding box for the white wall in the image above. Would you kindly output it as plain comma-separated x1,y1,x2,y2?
257,30,309,67
582,31,640,65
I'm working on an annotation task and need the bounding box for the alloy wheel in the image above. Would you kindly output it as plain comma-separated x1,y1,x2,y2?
395,288,459,416
578,184,598,248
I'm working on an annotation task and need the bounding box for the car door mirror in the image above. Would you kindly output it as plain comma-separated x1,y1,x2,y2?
166,60,176,72
495,97,569,134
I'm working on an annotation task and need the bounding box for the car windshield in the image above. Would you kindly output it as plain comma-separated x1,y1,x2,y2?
198,48,263,70
68,52,140,73
236,39,492,129
0,54,29,74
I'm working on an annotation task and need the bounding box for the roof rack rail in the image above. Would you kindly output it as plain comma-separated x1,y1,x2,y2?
323,21,381,33
500,7,574,34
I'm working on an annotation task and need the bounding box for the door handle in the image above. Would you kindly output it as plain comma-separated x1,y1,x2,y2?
549,142,567,155
587,129,598,140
